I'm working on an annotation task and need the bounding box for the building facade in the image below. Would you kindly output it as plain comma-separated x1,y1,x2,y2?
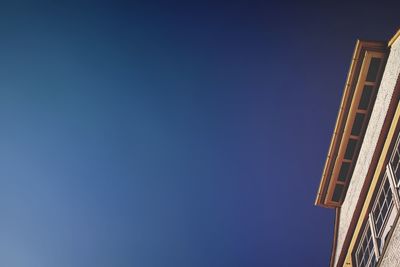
316,29,400,267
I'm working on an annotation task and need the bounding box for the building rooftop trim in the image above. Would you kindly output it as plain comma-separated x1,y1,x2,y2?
389,28,400,47
315,40,387,208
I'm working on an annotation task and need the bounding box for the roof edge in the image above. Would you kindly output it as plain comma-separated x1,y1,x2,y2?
389,28,400,47
315,40,387,208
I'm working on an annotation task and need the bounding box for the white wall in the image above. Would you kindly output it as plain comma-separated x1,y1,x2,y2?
380,217,400,266
334,38,400,266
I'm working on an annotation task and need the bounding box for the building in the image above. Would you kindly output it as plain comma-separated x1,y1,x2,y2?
316,29,400,267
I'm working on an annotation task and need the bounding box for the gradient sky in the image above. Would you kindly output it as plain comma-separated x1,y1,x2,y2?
0,1,399,267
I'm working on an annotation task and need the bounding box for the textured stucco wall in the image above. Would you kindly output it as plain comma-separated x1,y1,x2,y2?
334,38,400,266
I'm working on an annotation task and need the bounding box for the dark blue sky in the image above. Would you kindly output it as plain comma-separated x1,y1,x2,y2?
0,1,398,266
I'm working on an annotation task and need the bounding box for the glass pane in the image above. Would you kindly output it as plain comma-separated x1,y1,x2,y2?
351,113,366,136
395,167,400,183
366,57,381,82
379,193,385,206
382,204,388,218
388,190,392,203
338,162,351,182
373,208,379,221
376,218,382,233
332,184,344,202
393,152,399,166
344,138,358,160
384,179,390,192
358,85,373,110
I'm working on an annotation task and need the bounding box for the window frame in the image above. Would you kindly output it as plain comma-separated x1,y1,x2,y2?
371,174,394,238
389,133,400,188
355,223,377,267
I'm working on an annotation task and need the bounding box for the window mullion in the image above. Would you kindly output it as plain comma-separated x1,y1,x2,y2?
386,163,400,210
368,213,380,259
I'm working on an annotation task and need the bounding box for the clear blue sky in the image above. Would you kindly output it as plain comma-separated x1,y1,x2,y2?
0,1,398,266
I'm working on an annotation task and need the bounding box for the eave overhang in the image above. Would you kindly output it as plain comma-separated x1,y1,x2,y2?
316,40,388,208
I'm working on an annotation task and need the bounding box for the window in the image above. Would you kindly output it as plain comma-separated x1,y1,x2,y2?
355,225,377,267
352,113,366,136
372,176,393,237
344,138,358,160
338,162,351,182
354,172,397,265
390,136,400,186
358,85,374,110
366,57,382,82
332,184,344,202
